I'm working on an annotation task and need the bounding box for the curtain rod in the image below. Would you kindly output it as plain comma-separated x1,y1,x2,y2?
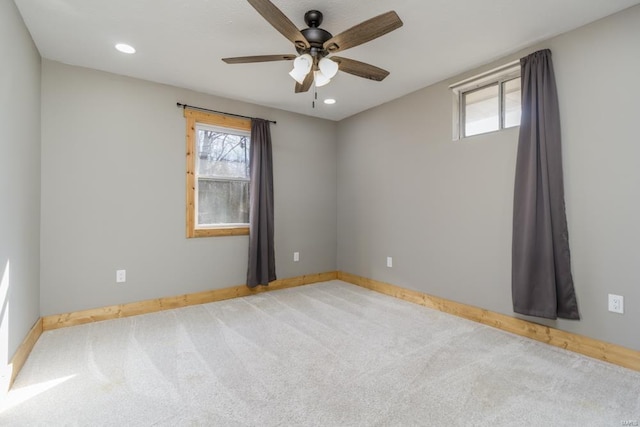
176,103,276,124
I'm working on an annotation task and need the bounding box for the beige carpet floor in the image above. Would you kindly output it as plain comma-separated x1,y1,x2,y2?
1,280,639,426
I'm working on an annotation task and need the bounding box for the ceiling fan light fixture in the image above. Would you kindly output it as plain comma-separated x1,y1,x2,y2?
318,57,339,79
294,53,313,73
289,53,313,83
314,70,331,87
289,68,308,84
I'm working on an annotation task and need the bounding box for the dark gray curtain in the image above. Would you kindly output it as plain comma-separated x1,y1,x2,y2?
512,49,579,320
247,119,276,288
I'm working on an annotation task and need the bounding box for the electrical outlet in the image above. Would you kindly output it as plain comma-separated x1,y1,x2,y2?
293,252,300,262
386,257,393,268
608,294,624,314
116,269,126,283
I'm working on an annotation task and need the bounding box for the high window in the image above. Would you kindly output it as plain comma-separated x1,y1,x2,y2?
185,109,251,237
451,63,521,139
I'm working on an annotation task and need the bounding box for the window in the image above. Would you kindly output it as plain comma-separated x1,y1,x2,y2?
184,109,251,237
451,62,521,139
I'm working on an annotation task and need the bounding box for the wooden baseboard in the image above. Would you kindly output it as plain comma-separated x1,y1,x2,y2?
42,271,338,331
337,271,640,372
8,318,43,390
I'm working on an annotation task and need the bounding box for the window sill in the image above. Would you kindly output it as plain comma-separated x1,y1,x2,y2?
456,124,520,141
189,227,249,238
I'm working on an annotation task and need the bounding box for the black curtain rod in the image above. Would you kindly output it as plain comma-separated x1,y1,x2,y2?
176,103,276,125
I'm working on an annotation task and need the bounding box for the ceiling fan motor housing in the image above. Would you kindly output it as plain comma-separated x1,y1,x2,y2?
304,10,323,27
299,10,333,56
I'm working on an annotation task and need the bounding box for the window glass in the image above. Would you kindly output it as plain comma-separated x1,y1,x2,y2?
197,180,249,225
464,83,499,137
503,77,522,128
195,125,250,227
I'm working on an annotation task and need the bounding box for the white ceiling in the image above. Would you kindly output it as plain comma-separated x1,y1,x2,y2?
14,0,640,121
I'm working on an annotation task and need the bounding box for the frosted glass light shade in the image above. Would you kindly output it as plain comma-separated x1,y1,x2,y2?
314,70,331,87
289,54,313,84
289,68,308,84
318,57,338,79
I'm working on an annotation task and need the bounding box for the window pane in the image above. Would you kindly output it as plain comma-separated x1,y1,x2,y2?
503,77,521,128
197,179,250,225
464,84,499,137
196,129,250,179
194,124,251,228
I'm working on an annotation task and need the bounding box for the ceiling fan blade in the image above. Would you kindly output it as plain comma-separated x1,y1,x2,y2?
222,54,296,64
332,56,390,81
323,11,403,53
294,72,314,93
247,0,310,50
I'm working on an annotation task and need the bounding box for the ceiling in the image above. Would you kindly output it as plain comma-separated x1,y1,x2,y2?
14,0,640,121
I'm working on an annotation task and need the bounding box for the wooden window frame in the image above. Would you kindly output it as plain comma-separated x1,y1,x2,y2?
185,109,251,238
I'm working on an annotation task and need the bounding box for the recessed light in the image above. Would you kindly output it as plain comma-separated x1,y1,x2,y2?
324,98,336,105
115,43,136,54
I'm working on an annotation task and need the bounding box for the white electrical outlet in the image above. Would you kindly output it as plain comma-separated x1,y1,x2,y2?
386,257,393,268
608,294,624,314
293,252,300,262
116,269,126,283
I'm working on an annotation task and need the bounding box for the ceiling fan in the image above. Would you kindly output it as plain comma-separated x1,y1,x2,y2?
222,0,403,93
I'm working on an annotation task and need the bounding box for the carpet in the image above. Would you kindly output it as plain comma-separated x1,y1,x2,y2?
1,280,638,426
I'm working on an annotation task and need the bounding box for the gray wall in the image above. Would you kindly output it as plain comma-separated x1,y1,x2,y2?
337,6,640,350
0,0,41,377
40,61,337,315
